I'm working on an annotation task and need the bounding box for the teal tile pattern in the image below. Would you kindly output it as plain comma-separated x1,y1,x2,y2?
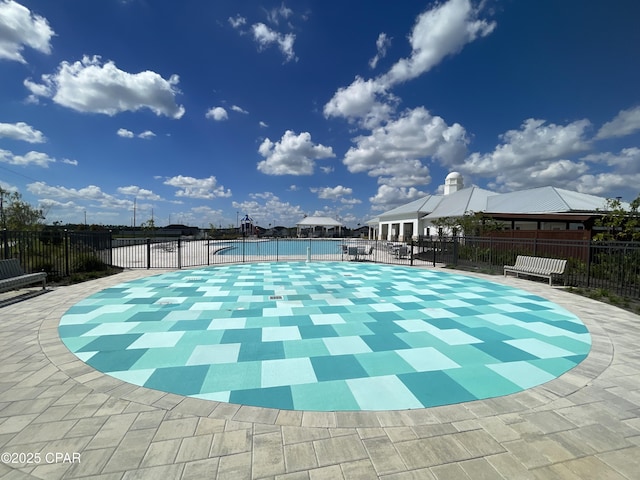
59,262,591,411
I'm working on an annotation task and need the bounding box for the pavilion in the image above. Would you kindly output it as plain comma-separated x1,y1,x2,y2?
372,172,624,242
296,216,343,237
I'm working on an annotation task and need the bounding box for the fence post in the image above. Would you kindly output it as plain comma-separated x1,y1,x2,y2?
108,230,113,266
432,238,436,267
2,229,7,259
453,236,459,266
146,238,151,269
178,238,182,269
64,229,70,276
410,240,414,266
586,239,591,288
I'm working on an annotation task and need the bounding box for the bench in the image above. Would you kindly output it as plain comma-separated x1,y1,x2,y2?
504,255,566,286
0,259,47,293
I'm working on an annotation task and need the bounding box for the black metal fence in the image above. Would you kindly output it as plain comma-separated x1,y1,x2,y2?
110,237,420,269
1,229,112,279
419,235,640,299
3,230,640,299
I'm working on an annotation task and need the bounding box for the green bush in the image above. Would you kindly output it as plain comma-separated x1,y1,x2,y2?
74,254,108,272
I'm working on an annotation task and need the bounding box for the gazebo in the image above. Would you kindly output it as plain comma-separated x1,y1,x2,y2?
296,216,343,238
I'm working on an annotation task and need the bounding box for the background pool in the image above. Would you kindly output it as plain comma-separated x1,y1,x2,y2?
215,239,345,256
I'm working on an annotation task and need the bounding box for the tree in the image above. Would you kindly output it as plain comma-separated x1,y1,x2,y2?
141,218,157,231
594,195,640,241
0,188,45,230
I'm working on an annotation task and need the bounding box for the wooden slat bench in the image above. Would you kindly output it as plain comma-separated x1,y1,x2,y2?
0,259,47,293
504,255,566,286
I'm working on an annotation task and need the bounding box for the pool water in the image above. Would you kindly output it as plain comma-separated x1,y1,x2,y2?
214,239,344,256
59,262,591,411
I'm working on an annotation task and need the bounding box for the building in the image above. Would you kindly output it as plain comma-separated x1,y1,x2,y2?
296,216,343,237
372,172,622,242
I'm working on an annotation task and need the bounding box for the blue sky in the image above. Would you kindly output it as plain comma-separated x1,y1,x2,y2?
1,0,639,228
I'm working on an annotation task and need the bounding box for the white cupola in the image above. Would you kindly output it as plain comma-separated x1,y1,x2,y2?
444,172,464,195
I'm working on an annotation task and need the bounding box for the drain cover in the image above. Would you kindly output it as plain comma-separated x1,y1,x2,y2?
269,295,284,300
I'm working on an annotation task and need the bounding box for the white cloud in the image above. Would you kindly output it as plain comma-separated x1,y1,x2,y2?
117,185,162,200
596,106,640,139
0,180,18,191
369,185,427,211
369,33,391,69
463,118,592,178
0,148,55,167
582,147,640,172
0,0,54,63
228,14,246,29
310,185,353,200
342,107,468,186
163,175,231,199
205,106,228,121
61,158,77,166
231,105,249,114
117,128,134,138
324,0,494,126
232,191,305,226
383,0,495,86
38,198,82,216
27,181,131,210
323,76,397,127
266,3,293,25
0,121,45,143
257,130,335,175
138,130,155,139
565,147,640,196
259,121,269,128
569,172,640,197
24,55,185,118
252,22,296,62
118,128,156,139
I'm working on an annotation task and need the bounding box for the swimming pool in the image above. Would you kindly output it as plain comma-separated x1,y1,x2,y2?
59,262,591,411
214,239,344,256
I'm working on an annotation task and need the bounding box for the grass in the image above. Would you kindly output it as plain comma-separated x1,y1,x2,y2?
565,286,640,315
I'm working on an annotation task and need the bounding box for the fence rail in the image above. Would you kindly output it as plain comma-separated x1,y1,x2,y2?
3,230,640,299
422,235,640,299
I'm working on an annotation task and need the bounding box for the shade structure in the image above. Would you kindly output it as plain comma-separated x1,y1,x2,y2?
296,216,342,237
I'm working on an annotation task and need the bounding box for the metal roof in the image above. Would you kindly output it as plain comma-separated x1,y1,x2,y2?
296,216,342,227
424,187,497,219
485,186,612,214
377,185,624,222
378,195,442,220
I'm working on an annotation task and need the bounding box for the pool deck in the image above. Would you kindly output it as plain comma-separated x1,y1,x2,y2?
0,266,639,479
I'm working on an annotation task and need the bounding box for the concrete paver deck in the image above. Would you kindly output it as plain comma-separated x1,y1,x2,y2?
0,266,638,479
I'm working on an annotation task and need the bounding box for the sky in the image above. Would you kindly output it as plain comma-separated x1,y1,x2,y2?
1,0,640,229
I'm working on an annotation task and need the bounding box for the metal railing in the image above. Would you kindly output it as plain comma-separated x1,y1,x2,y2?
110,237,422,269
421,235,640,299
1,229,112,279
4,229,640,299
